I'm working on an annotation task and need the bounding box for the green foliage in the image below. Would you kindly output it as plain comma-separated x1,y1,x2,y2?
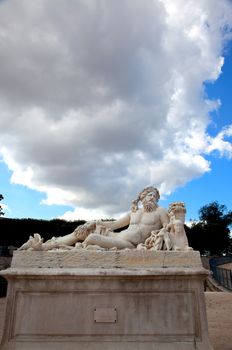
187,201,232,256
0,218,86,247
0,194,4,216
199,202,232,226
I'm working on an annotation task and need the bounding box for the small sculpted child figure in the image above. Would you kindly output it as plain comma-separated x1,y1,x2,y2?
167,202,192,251
168,219,192,251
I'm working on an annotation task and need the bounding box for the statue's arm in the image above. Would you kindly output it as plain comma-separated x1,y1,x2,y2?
159,208,170,227
98,213,131,231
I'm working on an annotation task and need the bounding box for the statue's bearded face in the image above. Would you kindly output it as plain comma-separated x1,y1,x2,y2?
144,191,157,202
142,191,158,212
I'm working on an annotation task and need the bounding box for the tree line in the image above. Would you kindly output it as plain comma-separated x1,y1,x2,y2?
0,195,231,255
0,217,86,247
185,201,232,256
0,194,4,217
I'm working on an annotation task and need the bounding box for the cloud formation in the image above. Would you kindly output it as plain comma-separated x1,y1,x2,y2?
0,0,232,220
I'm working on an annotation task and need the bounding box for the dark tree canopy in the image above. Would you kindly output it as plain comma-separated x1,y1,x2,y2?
199,202,232,227
0,218,86,247
187,201,232,256
0,194,4,216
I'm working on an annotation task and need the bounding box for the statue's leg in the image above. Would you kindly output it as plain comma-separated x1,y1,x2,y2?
84,233,135,249
44,222,96,247
164,232,172,250
45,232,79,247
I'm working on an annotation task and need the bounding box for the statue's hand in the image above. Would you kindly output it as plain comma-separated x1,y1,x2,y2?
95,222,112,236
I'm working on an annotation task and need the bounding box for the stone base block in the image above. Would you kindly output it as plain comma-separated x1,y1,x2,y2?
0,250,213,350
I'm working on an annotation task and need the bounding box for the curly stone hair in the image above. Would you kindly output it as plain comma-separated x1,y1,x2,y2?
139,186,160,202
131,186,160,212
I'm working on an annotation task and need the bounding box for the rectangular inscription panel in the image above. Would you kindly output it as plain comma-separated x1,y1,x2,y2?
94,308,117,323
13,291,196,337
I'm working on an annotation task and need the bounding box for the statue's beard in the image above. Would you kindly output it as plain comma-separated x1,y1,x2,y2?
142,200,158,212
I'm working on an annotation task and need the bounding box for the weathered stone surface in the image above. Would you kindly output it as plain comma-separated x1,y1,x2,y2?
11,249,202,269
0,250,213,350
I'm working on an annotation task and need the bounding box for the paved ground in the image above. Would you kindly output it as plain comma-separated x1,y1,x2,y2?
205,292,232,350
0,292,232,349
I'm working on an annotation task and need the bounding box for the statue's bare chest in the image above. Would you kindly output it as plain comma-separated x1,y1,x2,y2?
130,210,160,225
141,211,160,225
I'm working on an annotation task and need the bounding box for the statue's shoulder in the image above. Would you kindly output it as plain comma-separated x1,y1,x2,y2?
156,206,168,213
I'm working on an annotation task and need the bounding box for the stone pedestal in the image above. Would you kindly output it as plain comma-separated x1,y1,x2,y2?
0,250,213,350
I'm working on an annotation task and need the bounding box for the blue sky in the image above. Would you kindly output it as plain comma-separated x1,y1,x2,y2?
0,161,72,219
160,43,232,221
0,0,232,223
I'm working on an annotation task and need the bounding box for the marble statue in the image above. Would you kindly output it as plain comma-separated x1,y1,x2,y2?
19,187,192,251
4,188,213,350
141,201,192,251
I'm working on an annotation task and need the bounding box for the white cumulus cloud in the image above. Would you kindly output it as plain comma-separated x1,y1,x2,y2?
0,0,232,220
